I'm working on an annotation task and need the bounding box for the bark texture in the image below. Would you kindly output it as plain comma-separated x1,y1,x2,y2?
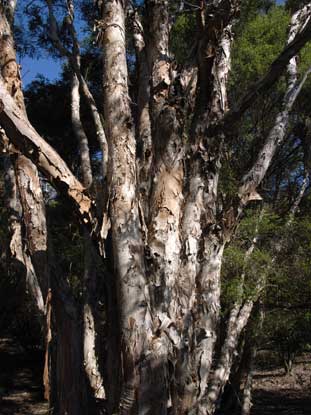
0,0,46,314
71,68,106,402
101,2,153,412
0,82,95,225
1,2,311,414
47,0,108,180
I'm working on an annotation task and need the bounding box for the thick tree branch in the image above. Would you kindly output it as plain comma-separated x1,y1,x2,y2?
239,66,311,203
129,6,153,219
100,2,153,412
0,1,47,320
0,81,95,223
46,0,108,179
212,3,311,134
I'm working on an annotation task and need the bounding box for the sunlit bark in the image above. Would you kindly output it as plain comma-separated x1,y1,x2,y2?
1,1,311,414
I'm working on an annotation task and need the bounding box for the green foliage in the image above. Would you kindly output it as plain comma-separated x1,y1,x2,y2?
222,245,245,304
263,310,311,369
239,0,276,26
230,6,290,90
170,13,196,64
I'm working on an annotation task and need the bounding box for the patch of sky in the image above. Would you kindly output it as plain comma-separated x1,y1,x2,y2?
15,0,90,87
17,0,285,86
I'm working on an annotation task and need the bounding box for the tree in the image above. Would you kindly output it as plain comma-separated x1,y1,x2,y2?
1,0,311,414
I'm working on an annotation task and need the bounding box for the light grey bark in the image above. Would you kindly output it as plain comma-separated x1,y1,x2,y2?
0,2,51,402
236,174,311,415
180,5,239,411
100,2,153,412
240,345,256,415
71,72,93,188
203,301,253,414
15,155,50,294
288,170,309,223
220,2,311,131
78,73,108,180
71,69,106,401
147,0,184,351
0,1,47,314
0,82,95,223
239,5,311,204
131,8,153,219
47,0,108,180
201,209,263,413
1,2,311,414
0,83,104,411
3,156,45,314
82,245,106,401
221,159,310,415
204,40,311,407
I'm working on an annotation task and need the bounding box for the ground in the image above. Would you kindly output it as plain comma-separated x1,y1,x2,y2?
252,353,311,415
0,338,48,415
0,337,310,414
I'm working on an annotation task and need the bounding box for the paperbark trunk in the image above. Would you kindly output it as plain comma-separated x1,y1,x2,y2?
3,156,45,314
46,0,108,180
131,8,153,220
0,0,46,314
71,70,106,402
1,2,311,414
101,2,153,412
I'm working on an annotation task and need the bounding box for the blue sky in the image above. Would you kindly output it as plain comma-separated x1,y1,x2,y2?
20,55,63,86
20,0,285,87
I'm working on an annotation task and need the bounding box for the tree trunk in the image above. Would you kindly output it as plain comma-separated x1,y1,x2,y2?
48,235,89,415
0,0,46,315
101,2,153,412
1,2,311,414
71,69,106,403
3,156,45,315
240,346,255,415
203,301,253,414
52,288,89,415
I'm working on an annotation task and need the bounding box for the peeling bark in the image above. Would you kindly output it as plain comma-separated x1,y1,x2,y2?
100,2,152,412
15,155,50,295
0,18,53,404
217,2,311,134
1,2,311,414
203,301,253,414
71,68,106,402
239,5,311,203
193,242,225,404
0,0,46,313
179,4,239,410
3,156,45,314
46,0,108,180
0,83,95,225
82,235,106,401
131,8,153,219
0,3,54,404
71,72,93,189
43,289,52,401
240,343,256,415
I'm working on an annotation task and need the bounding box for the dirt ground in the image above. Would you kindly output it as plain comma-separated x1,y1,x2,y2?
0,338,48,415
1,336,311,414
252,354,311,415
